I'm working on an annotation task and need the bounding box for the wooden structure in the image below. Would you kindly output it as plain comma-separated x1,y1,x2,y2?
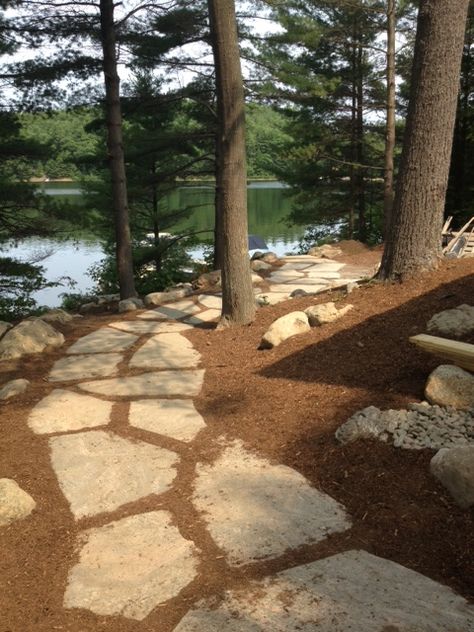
442,215,474,257
410,334,474,372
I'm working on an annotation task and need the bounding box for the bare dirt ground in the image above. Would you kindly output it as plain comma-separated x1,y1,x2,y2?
1,250,473,631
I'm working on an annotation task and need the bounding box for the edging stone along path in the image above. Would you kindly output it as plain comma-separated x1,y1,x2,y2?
13,255,474,630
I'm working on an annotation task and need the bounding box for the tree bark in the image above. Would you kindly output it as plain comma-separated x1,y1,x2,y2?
207,0,255,326
379,0,470,281
382,0,396,240
99,0,136,299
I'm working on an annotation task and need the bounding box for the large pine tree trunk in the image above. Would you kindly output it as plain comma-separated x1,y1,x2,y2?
99,0,136,299
382,0,396,239
379,0,470,281
208,0,255,326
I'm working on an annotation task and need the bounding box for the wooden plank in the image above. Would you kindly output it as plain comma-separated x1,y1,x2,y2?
443,216,474,253
442,215,453,234
409,334,474,372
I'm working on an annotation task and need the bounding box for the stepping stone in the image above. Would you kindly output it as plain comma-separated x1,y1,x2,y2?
78,370,205,398
49,353,122,382
174,550,474,631
198,294,223,310
129,399,206,442
130,334,201,370
305,270,341,279
268,274,304,284
67,328,137,355
304,262,345,272
64,511,199,620
192,439,350,566
330,277,359,288
137,300,201,321
280,255,322,262
184,310,221,326
269,269,305,279
278,262,311,271
109,321,192,334
49,430,179,519
28,390,112,434
269,283,327,294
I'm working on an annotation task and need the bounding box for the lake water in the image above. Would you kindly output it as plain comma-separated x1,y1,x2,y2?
4,181,307,307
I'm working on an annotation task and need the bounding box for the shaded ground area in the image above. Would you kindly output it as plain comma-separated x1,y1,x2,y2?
0,253,473,632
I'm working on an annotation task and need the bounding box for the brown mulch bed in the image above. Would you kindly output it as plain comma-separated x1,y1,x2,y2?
1,255,473,632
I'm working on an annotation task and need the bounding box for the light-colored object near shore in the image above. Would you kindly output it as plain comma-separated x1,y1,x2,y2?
144,286,192,307
304,302,353,326
64,511,199,620
259,311,310,349
0,319,64,360
174,549,474,631
0,378,29,400
425,364,474,410
430,446,474,508
0,478,36,526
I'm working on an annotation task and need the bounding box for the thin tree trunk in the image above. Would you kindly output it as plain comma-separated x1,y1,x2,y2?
208,0,255,326
213,142,224,270
379,0,470,281
383,0,396,240
348,26,357,240
355,41,367,242
99,0,136,299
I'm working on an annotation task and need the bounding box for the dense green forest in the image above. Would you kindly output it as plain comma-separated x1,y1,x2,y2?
0,0,473,319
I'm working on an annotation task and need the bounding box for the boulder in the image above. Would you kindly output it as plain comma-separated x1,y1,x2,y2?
0,479,36,526
0,378,29,400
260,252,279,264
39,308,75,324
259,311,310,349
290,289,309,298
346,282,359,294
304,302,353,327
336,406,400,444
0,321,12,338
145,287,192,307
427,304,474,338
118,297,144,313
0,319,64,360
97,293,120,305
251,272,263,284
307,244,343,259
430,447,474,508
192,270,222,291
79,301,99,315
251,259,272,272
425,364,474,410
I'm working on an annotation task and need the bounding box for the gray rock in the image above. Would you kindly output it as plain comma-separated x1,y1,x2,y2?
427,304,474,338
260,251,279,264
307,244,343,259
0,478,36,526
336,406,391,443
290,289,309,298
0,378,29,400
145,287,192,307
79,301,98,315
39,309,75,324
259,311,310,349
425,364,474,410
118,297,144,313
346,281,359,294
0,319,64,360
97,293,120,305
304,302,353,326
430,446,474,508
250,259,272,272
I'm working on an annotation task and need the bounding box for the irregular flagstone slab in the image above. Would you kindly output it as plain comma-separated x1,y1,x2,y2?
130,334,201,370
305,270,341,279
49,430,179,519
280,255,323,262
67,328,137,355
28,389,112,434
174,550,474,632
286,277,332,286
109,320,192,334
129,399,206,442
192,440,350,566
78,370,205,398
64,511,199,620
268,274,305,285
184,310,221,326
269,283,327,294
269,269,305,279
304,262,345,272
197,294,223,310
135,299,200,321
278,262,311,271
49,353,122,382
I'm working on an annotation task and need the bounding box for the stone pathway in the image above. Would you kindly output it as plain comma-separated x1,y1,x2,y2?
20,257,474,629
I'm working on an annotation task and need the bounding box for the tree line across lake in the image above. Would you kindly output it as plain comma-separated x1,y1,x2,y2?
0,0,472,323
